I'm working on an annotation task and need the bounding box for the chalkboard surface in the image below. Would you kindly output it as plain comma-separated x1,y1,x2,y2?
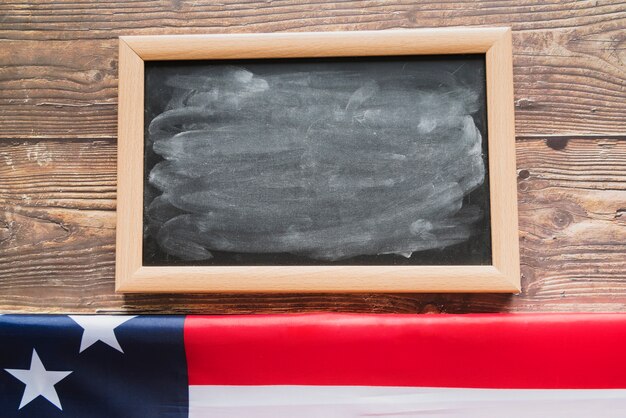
143,55,490,266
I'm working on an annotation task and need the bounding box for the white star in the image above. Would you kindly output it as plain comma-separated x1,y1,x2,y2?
69,315,136,353
5,349,72,410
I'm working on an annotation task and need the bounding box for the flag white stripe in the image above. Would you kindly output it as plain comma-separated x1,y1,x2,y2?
189,385,626,418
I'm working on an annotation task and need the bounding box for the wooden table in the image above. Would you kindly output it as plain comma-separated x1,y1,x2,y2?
1,1,625,313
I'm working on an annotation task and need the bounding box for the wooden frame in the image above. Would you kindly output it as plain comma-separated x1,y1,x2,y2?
116,28,519,293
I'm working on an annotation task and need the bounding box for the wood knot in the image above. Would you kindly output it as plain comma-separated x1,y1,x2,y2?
546,137,568,150
515,98,536,109
87,70,103,82
552,209,573,229
0,221,13,244
518,169,530,179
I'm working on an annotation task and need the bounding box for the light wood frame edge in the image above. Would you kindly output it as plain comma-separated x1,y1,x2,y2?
116,39,144,292
116,28,520,293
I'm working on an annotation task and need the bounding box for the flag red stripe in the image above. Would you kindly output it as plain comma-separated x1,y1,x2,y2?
184,313,626,389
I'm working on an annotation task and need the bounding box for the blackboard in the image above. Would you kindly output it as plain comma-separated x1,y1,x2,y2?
142,55,491,267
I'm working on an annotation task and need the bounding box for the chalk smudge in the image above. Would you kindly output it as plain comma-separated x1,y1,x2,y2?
146,62,486,262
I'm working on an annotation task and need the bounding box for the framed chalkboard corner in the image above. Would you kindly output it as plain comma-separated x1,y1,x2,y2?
116,28,520,293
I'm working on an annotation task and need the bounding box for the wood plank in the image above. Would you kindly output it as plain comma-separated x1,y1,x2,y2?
0,1,624,138
0,40,118,139
1,137,625,313
1,0,624,40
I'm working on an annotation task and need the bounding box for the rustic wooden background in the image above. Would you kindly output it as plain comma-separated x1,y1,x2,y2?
1,1,625,314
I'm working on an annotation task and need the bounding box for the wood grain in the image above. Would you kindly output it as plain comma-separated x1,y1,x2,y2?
0,40,118,139
1,138,625,313
0,1,624,138
1,0,623,40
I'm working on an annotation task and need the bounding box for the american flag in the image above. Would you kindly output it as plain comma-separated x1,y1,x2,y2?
1,313,626,417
